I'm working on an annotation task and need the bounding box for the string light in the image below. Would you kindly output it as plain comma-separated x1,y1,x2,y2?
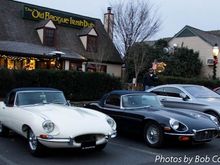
0,54,59,70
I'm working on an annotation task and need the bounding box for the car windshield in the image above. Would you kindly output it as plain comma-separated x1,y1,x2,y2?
122,94,161,108
16,91,67,106
183,86,220,98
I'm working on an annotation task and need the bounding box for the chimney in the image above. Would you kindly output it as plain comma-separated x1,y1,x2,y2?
104,7,114,40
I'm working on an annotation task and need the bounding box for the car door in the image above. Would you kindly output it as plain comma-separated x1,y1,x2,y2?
101,94,126,129
3,92,24,134
151,87,205,111
162,87,193,108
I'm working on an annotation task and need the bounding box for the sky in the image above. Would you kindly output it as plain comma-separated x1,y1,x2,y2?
16,0,220,40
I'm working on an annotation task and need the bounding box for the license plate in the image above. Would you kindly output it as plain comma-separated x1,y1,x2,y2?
81,141,96,149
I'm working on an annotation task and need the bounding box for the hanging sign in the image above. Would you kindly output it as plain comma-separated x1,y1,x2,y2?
23,5,95,29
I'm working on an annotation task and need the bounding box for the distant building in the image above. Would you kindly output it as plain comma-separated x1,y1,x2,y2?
0,0,122,77
169,25,220,78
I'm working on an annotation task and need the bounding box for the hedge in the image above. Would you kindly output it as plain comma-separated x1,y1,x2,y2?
0,69,122,101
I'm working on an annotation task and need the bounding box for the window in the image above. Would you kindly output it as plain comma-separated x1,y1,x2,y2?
164,87,183,98
69,62,81,71
105,94,120,107
0,57,6,68
151,88,166,96
87,35,97,52
44,28,55,46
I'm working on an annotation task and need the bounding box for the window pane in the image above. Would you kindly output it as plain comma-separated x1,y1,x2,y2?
87,36,97,52
44,28,55,46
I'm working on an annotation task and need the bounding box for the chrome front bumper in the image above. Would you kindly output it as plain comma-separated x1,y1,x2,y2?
164,128,219,142
38,131,117,148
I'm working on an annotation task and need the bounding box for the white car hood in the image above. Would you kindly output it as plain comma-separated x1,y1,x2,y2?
21,104,111,136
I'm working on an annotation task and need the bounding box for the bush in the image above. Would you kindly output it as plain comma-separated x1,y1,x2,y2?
0,69,121,101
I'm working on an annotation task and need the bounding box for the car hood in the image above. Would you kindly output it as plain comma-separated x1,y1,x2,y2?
20,104,111,136
141,107,219,130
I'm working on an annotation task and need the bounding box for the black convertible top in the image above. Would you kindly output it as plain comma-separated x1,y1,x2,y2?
9,87,60,93
108,90,156,96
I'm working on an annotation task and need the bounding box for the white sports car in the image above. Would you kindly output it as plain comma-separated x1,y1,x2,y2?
0,88,116,156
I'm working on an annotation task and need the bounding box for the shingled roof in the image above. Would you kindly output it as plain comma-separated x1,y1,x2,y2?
0,0,122,64
173,25,220,46
0,41,85,60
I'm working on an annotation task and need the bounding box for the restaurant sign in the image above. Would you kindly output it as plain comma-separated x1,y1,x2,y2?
23,5,95,29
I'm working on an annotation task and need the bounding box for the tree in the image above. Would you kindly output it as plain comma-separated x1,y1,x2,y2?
126,43,156,83
161,47,202,78
112,0,160,55
126,39,203,82
111,0,161,83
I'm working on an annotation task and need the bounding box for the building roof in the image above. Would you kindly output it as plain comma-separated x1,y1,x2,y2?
0,41,86,60
0,0,122,64
172,25,220,46
78,27,94,36
35,20,51,29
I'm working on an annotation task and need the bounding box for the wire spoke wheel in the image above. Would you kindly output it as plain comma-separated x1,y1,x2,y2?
144,122,163,148
0,121,9,136
0,122,3,133
27,129,45,156
146,125,160,144
28,130,38,151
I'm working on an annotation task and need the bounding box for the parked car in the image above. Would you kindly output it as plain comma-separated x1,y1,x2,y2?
0,88,116,156
147,84,220,121
213,87,220,95
85,90,219,148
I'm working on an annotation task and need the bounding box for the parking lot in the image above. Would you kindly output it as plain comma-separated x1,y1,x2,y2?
0,133,220,165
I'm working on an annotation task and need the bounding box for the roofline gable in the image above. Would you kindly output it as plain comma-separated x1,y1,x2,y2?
170,25,219,47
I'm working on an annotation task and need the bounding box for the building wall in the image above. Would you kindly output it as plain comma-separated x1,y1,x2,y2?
169,36,217,78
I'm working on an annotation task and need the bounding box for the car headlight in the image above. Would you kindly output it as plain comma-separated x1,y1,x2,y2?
42,120,55,133
106,116,116,131
169,118,188,132
210,115,219,126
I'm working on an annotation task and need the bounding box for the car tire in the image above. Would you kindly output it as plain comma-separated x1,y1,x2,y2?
144,122,164,148
95,143,107,151
0,121,9,137
27,129,45,156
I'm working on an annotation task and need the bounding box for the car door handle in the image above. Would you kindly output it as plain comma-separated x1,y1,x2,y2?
160,98,167,101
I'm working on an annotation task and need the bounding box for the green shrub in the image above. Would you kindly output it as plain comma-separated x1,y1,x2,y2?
0,69,121,101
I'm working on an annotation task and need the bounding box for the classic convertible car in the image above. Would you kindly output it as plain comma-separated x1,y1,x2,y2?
85,90,220,148
0,88,116,156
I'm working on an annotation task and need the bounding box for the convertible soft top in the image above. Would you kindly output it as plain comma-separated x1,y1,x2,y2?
9,87,61,93
108,90,156,96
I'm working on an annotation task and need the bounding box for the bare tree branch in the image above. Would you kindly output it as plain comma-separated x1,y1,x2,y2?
111,0,161,56
110,0,161,83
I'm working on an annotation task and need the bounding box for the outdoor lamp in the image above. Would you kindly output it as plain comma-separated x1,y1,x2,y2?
212,43,219,80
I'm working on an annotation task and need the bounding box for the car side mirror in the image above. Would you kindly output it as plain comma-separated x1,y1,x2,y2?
179,93,188,101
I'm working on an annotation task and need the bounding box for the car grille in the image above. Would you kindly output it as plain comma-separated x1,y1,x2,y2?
74,134,104,143
194,129,218,141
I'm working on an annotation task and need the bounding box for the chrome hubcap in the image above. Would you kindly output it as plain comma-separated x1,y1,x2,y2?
0,122,2,133
146,125,159,144
29,130,37,151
